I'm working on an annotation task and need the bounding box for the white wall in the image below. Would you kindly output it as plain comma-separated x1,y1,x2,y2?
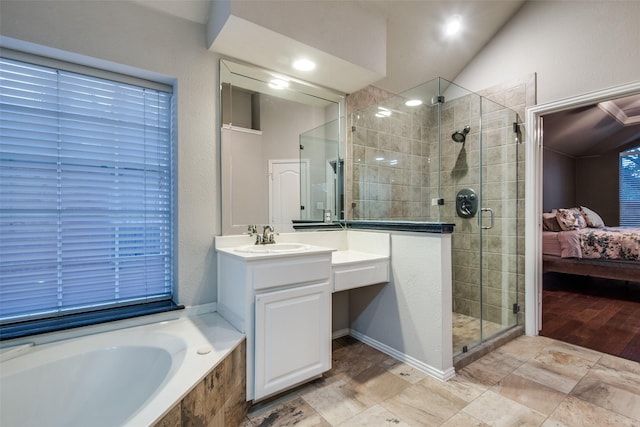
0,1,220,307
260,95,325,161
221,128,268,235
349,232,453,379
454,1,640,104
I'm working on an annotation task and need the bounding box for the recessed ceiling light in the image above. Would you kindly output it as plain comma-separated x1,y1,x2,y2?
444,15,462,36
293,58,316,71
405,99,423,107
269,78,289,90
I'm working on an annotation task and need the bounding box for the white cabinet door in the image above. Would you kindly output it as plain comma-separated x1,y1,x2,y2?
254,282,330,400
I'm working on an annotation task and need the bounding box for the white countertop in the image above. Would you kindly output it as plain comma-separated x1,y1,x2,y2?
216,246,389,266
216,244,335,260
332,250,389,266
215,230,390,263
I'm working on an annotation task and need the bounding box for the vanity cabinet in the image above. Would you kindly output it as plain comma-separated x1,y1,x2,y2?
217,249,333,401
254,282,330,399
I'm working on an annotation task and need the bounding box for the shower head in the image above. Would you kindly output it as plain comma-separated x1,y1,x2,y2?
451,126,470,143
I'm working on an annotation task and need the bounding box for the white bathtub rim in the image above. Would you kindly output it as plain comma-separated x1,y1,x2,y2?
0,310,244,427
1,338,184,427
126,313,244,426
1,302,217,353
0,331,187,376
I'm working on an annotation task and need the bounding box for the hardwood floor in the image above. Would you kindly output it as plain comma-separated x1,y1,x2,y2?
541,272,640,363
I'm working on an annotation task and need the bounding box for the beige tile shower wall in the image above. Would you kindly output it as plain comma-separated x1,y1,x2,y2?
346,86,438,220
345,86,394,220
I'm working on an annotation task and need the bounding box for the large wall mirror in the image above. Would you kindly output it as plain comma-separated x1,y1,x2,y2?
220,59,345,235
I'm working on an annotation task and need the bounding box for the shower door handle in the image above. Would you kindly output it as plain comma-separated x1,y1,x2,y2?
479,207,495,229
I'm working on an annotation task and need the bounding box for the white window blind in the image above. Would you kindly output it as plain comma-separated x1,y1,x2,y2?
620,146,640,227
0,57,174,324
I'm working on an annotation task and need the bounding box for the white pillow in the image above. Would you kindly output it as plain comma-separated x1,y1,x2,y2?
580,206,605,228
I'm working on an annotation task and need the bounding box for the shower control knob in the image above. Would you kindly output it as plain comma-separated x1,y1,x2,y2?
455,188,478,218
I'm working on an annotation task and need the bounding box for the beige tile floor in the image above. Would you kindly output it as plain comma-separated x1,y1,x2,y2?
241,335,640,426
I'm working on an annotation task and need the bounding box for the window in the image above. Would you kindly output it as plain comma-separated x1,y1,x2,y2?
620,146,640,227
0,56,175,332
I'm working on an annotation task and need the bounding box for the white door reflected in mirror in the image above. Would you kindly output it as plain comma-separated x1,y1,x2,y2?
269,159,309,233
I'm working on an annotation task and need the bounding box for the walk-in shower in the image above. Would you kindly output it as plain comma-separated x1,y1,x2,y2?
348,77,522,357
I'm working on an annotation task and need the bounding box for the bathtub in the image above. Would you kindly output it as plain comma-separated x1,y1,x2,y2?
0,311,244,427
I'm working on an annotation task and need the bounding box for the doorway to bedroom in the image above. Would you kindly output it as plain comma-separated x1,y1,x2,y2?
526,82,640,363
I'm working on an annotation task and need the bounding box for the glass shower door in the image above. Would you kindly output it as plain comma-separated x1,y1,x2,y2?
447,81,520,356
479,98,519,342
298,120,342,222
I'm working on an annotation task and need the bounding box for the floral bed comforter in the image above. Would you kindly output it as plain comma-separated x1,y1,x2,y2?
557,227,640,261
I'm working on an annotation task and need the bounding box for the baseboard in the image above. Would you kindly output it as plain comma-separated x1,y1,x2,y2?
349,329,455,381
332,328,350,339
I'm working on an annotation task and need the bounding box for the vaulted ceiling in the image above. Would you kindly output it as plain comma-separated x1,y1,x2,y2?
130,0,525,93
131,0,639,156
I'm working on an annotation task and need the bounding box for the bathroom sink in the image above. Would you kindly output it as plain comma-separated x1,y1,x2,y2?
235,243,310,254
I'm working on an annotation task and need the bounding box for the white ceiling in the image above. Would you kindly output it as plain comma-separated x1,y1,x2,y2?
130,0,525,94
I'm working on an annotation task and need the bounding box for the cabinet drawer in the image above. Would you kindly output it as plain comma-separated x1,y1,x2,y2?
252,255,331,290
333,259,389,292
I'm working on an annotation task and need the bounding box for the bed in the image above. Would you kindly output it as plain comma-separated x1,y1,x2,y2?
542,207,640,282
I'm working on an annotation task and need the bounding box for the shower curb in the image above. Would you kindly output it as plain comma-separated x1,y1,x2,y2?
453,326,524,371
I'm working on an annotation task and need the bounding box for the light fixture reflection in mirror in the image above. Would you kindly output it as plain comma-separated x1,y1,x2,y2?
268,78,289,90
219,59,345,235
292,58,316,71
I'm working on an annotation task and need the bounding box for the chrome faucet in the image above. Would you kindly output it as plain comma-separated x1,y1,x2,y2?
260,224,276,245
248,224,277,245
